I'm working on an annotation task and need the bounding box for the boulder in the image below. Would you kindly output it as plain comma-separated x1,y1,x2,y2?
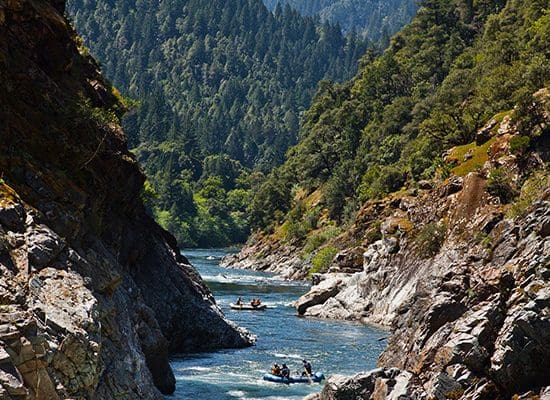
538,216,550,237
329,247,365,273
320,372,379,400
476,119,497,145
26,225,65,269
316,368,417,400
304,297,353,320
418,180,433,190
490,288,550,394
295,275,344,315
427,372,463,400
423,294,467,339
383,237,400,254
0,368,28,398
442,176,463,197
0,200,26,232
311,273,324,285
463,149,474,161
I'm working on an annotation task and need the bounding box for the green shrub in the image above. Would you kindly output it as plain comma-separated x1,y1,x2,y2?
414,223,447,258
358,165,406,201
309,246,338,276
508,170,550,217
487,168,517,204
283,201,307,241
303,206,322,231
303,234,327,256
283,202,324,243
285,220,308,242
474,231,492,249
302,225,342,256
509,135,530,154
140,180,158,208
364,220,383,244
434,157,451,180
77,98,120,126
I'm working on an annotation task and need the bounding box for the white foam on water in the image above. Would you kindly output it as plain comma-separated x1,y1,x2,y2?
265,276,294,284
268,352,303,359
203,273,270,284
222,371,256,379
176,375,219,384
180,366,212,372
257,301,282,308
203,274,235,283
227,390,246,398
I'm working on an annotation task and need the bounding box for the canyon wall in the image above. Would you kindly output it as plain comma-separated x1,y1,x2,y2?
0,1,252,398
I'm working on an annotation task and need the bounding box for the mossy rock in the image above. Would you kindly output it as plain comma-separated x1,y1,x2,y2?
0,181,18,202
449,136,497,177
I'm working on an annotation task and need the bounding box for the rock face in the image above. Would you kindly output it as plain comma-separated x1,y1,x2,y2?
302,191,550,398
221,240,309,279
231,109,549,398
0,1,252,398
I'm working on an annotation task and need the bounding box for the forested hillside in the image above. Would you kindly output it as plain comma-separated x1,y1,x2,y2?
67,0,370,246
262,0,417,41
250,0,549,241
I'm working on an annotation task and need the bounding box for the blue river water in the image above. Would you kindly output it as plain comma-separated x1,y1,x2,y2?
168,249,387,400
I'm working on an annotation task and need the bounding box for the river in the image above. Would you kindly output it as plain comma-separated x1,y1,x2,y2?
169,249,387,400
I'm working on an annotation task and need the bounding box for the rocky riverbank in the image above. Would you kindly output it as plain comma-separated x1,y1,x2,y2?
306,198,549,399
222,241,308,280
226,109,550,398
0,1,252,398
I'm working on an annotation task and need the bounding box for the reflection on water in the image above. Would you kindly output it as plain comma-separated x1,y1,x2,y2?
169,249,387,400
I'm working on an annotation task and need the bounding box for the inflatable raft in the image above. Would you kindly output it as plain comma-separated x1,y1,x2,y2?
263,372,325,383
230,303,267,311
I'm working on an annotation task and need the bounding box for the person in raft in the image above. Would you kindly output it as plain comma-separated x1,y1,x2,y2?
250,298,262,307
301,359,312,376
236,297,243,305
280,364,290,378
271,363,281,376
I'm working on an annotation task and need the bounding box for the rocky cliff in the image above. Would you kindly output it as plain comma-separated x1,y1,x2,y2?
227,105,550,398
0,1,252,399
307,197,549,399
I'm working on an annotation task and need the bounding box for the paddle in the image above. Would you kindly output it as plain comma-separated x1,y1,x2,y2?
304,368,312,384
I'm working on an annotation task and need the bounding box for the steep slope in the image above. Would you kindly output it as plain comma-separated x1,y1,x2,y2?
305,165,549,398
243,0,548,248
262,0,417,41
0,1,251,398
66,0,370,247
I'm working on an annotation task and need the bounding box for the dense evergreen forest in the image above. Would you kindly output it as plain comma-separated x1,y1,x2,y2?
68,0,374,246
262,0,417,41
249,0,549,240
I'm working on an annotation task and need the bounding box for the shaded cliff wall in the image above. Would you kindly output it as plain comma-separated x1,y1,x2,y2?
0,1,251,398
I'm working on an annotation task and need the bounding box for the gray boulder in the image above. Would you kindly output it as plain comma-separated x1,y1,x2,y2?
295,275,345,315
26,225,65,269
